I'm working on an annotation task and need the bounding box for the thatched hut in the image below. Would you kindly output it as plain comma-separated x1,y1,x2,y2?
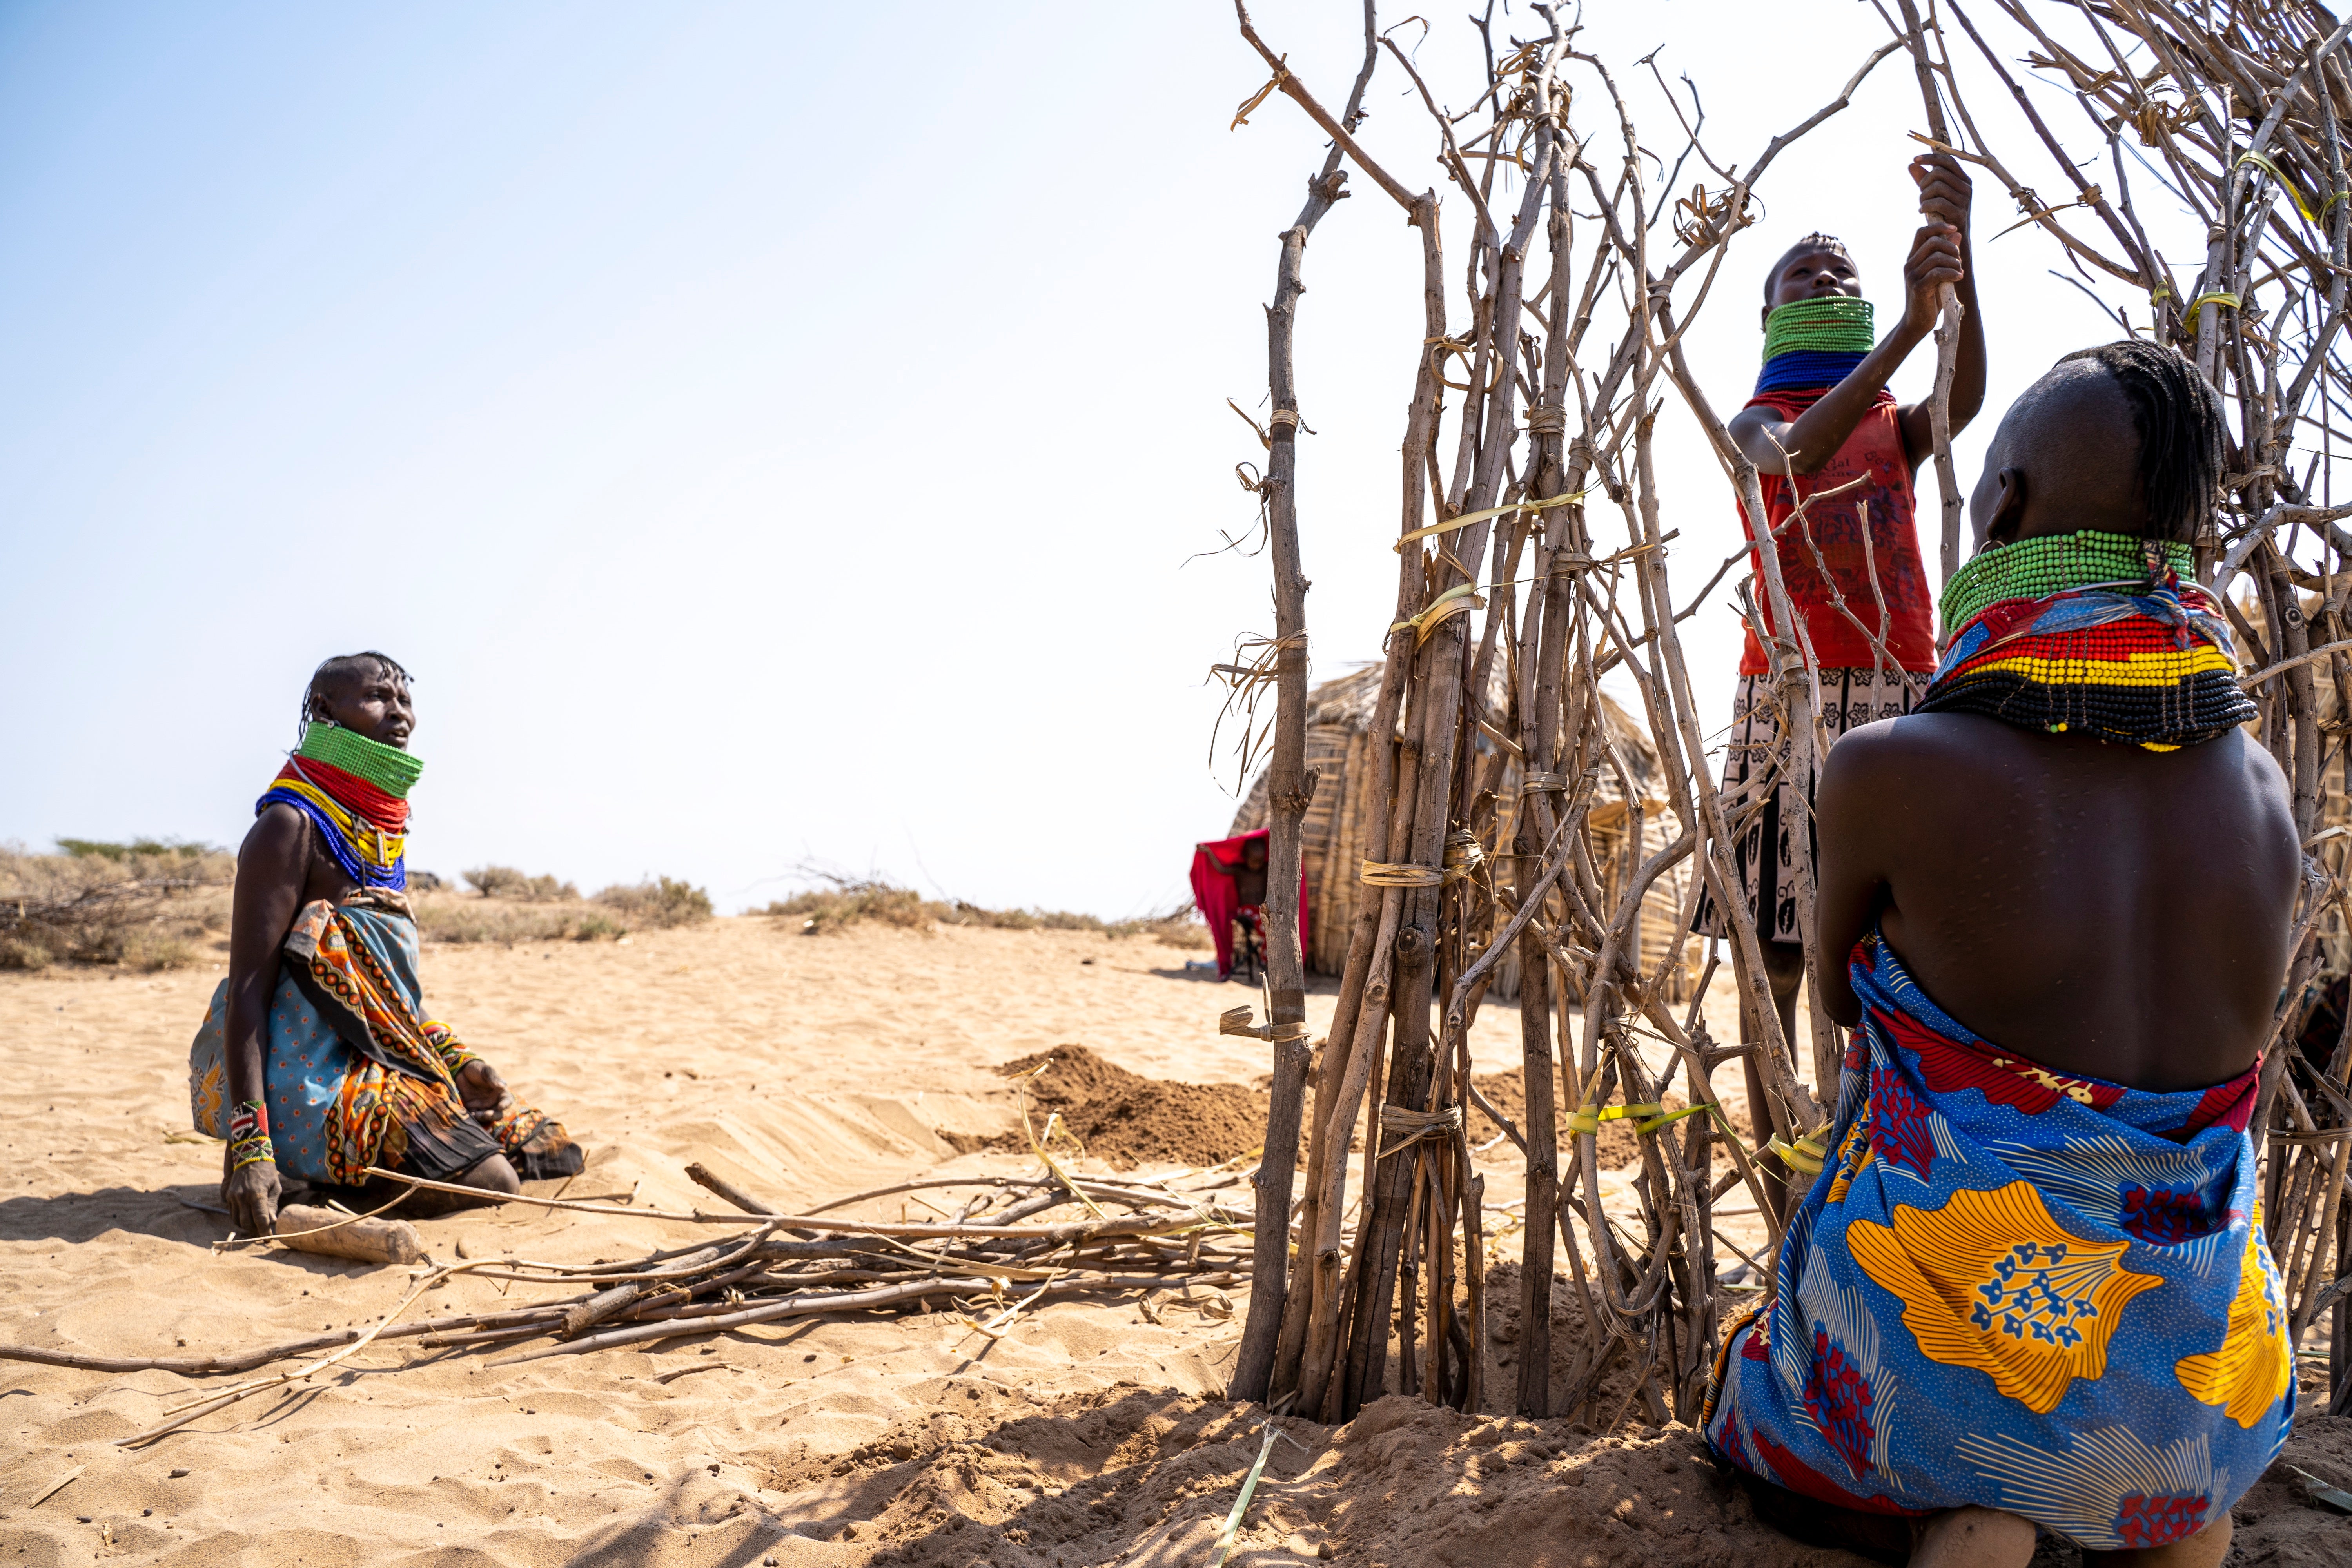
1227,665,1700,1004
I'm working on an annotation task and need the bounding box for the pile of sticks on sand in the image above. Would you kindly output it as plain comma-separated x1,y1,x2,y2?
0,1161,1251,1448
1216,0,2352,1429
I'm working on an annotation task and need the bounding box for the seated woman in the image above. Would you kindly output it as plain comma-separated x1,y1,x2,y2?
189,652,581,1236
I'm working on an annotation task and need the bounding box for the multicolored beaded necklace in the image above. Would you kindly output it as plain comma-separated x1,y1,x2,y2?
1756,296,1875,398
256,722,423,888
1916,530,2255,750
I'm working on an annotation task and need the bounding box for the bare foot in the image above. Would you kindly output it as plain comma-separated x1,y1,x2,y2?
2083,1513,2231,1568
1911,1507,2036,1568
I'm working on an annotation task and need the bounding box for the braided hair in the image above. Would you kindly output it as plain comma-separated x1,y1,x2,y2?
301,652,412,738
2057,341,2225,542
1763,232,1854,301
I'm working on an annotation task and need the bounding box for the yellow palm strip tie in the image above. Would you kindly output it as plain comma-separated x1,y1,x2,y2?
1390,583,1485,647
1394,489,1588,552
1230,56,1288,131
2236,149,2318,223
1377,1103,1463,1160
1219,1007,1312,1045
1564,1103,1655,1134
2187,290,2242,312
1359,860,1444,888
1565,1101,1728,1138
1766,1131,1830,1175
1443,828,1484,877
1642,1101,1725,1136
1359,833,1483,889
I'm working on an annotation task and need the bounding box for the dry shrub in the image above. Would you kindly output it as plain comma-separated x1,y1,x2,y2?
592,877,713,929
462,865,578,902
412,893,595,944
412,869,706,942
121,930,199,971
956,899,1209,947
761,873,1209,947
762,879,939,934
0,839,234,971
410,893,633,944
1104,911,1212,949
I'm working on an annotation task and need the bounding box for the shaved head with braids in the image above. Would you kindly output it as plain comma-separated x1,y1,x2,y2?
1972,340,2225,548
303,652,412,736
2056,340,2226,542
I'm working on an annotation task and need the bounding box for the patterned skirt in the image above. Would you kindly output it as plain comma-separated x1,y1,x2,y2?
190,897,580,1187
1693,666,1922,945
1702,931,2290,1548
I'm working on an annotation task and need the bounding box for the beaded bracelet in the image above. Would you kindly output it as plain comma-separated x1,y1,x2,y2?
228,1100,274,1171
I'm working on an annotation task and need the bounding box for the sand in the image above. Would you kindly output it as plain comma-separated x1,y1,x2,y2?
1,917,2347,1566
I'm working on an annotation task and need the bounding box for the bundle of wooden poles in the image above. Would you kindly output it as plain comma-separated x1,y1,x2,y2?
0,1160,1250,1447
1219,0,2352,1427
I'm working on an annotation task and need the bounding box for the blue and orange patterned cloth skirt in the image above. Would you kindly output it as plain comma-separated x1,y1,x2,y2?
190,894,577,1187
1703,930,2293,1551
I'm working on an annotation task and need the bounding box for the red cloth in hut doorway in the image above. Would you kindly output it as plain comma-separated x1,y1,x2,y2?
1189,829,1308,980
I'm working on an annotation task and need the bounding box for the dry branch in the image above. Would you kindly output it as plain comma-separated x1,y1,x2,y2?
0,1161,1253,1445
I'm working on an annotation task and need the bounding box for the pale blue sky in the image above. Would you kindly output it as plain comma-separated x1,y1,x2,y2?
0,2,2206,915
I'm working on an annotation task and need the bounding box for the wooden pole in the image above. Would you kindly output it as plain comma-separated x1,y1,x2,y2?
1893,0,1967,586
1227,4,1383,1411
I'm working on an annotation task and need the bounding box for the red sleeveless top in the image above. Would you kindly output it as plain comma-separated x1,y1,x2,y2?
1735,390,1937,675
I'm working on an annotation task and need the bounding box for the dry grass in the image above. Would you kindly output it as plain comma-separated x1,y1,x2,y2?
412,872,711,944
461,866,579,902
0,844,718,960
0,840,234,972
760,875,1209,947
592,877,713,929
409,893,627,945
761,879,935,934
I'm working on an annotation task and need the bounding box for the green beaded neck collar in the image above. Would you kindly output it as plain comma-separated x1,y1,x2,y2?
297,721,423,799
1761,296,1874,361
1940,530,2194,637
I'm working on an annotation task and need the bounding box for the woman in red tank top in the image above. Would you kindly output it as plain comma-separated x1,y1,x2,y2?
1695,151,1989,1196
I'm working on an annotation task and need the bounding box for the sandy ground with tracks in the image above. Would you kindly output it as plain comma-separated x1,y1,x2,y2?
1,918,2345,1566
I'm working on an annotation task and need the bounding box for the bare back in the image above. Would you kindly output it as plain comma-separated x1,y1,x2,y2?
1816,712,2299,1092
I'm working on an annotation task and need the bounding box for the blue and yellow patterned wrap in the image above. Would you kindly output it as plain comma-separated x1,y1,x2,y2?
190,896,573,1185
1702,931,2292,1551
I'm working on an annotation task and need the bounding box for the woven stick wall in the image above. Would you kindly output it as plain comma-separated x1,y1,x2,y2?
1209,0,2352,1427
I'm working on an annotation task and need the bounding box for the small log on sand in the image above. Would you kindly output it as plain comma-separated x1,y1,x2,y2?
271,1205,426,1266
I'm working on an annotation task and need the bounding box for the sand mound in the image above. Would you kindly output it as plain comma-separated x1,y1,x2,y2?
989,1045,1271,1169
